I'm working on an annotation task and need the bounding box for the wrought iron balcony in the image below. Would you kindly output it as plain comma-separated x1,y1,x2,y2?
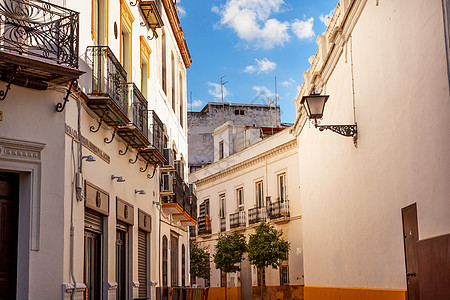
230,211,246,229
190,193,198,222
269,200,290,220
86,46,129,127
189,226,196,238
220,217,226,232
0,0,82,93
137,110,165,165
198,215,211,235
116,83,150,149
248,207,266,225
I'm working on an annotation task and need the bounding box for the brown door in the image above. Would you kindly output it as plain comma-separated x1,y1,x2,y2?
171,235,179,287
0,172,19,300
402,203,420,300
116,225,127,300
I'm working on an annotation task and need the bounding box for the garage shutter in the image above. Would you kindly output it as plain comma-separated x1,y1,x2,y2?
138,229,148,297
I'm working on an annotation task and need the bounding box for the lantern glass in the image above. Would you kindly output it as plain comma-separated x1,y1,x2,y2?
301,94,329,119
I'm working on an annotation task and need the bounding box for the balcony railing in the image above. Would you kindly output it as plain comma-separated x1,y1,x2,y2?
189,226,196,238
0,0,79,68
270,200,290,219
198,215,211,235
87,46,128,117
190,194,198,222
220,217,226,232
248,207,266,225
127,83,148,140
230,211,246,229
148,110,164,154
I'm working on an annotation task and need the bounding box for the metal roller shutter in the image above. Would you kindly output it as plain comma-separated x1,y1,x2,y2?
85,209,103,233
138,229,148,298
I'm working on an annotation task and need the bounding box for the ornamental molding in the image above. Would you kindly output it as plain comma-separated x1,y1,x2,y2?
0,137,45,162
194,139,297,187
121,0,135,32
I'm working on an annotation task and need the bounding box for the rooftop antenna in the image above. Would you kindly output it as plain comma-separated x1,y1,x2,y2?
220,75,228,124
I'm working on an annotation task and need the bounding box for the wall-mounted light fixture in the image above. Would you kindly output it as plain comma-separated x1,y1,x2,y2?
153,200,162,206
135,189,146,195
82,155,96,162
301,93,358,146
111,175,125,182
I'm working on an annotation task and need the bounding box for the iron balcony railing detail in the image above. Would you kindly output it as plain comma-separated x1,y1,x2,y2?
127,83,148,139
87,46,128,116
230,211,246,229
0,0,79,68
220,217,226,232
148,110,164,154
189,226,196,238
248,207,266,225
270,200,290,219
190,194,197,222
198,216,211,235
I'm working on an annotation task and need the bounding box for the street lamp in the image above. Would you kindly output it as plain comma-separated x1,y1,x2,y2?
300,93,358,146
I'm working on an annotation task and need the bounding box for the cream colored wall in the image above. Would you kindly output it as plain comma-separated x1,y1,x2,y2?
293,0,450,291
191,129,304,288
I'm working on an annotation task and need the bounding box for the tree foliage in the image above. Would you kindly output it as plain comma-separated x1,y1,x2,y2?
190,239,210,279
213,232,247,273
248,223,290,269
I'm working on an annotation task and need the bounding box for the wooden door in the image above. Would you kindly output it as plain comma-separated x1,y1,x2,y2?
171,235,179,287
0,172,19,300
402,203,420,300
116,227,127,300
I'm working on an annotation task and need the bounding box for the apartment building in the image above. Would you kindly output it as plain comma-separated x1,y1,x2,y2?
291,0,450,299
188,102,286,173
0,0,194,299
189,129,304,300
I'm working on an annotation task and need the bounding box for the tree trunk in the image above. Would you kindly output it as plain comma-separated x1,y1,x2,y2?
260,267,263,300
225,273,228,300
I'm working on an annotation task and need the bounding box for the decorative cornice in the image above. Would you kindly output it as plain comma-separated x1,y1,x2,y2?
0,137,45,162
161,0,191,68
194,139,297,186
121,0,135,32
140,35,152,76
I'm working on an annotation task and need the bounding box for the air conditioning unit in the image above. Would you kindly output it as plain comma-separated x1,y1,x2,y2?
161,172,174,195
162,148,175,170
175,160,185,180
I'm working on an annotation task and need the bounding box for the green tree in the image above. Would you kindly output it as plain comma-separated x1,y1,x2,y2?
189,239,210,281
213,232,247,299
248,223,290,299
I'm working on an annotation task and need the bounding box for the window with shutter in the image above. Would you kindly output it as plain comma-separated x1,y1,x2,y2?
138,230,148,297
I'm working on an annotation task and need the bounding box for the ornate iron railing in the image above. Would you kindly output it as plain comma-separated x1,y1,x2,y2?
0,0,79,68
270,200,290,219
248,207,266,225
220,217,226,232
148,110,164,153
189,226,196,237
198,216,211,235
127,83,148,139
86,46,128,116
230,211,246,229
190,194,197,222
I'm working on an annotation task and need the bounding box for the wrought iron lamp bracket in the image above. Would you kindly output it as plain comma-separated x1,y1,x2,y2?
129,152,139,164
0,66,21,101
56,79,77,112
312,119,358,146
104,127,117,144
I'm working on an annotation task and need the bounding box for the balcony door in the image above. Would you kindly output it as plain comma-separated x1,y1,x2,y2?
170,235,179,287
84,209,103,300
116,222,128,300
0,172,19,300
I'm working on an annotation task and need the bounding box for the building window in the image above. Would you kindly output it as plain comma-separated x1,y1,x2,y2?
161,31,166,94
279,254,289,285
171,52,176,111
116,222,128,300
120,0,134,80
277,173,287,202
240,109,245,115
92,0,107,45
182,244,186,286
179,72,183,128
219,141,224,160
162,235,168,287
236,187,244,211
256,181,264,208
84,209,103,300
219,194,226,218
141,60,148,97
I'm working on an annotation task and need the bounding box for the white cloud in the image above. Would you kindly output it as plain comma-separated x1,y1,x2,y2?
190,99,203,108
244,58,276,74
292,17,315,40
208,82,231,99
213,0,290,49
177,6,186,18
253,86,274,99
319,9,334,26
281,78,296,86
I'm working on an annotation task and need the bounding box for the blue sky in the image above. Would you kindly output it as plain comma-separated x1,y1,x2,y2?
178,0,337,124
